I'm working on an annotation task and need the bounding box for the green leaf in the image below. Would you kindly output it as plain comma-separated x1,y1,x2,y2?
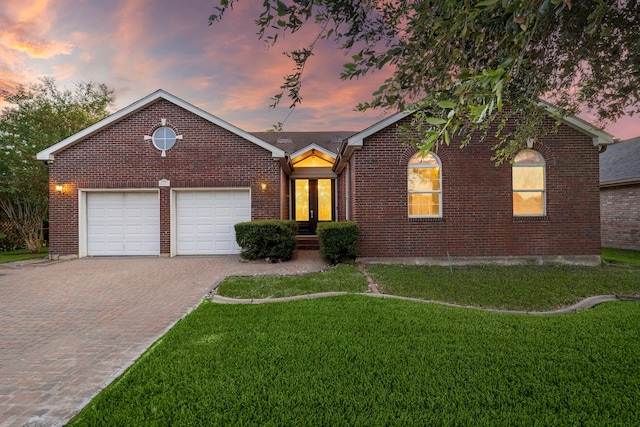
426,117,447,125
425,131,440,146
475,0,500,8
438,100,456,109
538,0,550,14
276,0,287,16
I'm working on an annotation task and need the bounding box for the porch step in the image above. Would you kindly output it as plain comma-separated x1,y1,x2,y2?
296,236,320,250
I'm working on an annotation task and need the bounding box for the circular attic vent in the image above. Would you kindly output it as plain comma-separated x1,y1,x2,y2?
153,127,177,152
144,119,183,157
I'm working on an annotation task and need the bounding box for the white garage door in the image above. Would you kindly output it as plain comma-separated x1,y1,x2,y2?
176,190,251,255
87,192,160,256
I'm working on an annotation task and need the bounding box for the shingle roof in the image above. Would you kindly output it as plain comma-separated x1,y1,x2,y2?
251,131,356,156
600,136,640,184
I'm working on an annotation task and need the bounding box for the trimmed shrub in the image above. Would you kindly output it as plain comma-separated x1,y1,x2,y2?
235,220,298,261
317,222,358,264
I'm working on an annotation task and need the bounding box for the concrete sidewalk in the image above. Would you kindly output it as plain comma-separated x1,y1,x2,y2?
0,252,327,427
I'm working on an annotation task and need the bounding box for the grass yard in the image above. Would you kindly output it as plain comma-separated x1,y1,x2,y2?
368,263,640,311
0,247,48,264
69,296,640,426
216,264,368,298
216,262,639,312
602,247,640,267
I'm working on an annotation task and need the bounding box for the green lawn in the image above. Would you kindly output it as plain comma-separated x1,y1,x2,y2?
367,263,640,311
0,247,49,264
216,264,368,298
602,247,640,267
69,254,640,426
216,262,639,312
69,296,640,426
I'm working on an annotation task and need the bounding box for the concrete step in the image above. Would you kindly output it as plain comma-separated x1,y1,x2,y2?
296,236,319,250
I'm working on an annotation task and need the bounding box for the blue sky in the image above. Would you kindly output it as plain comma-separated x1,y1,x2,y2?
1,0,638,138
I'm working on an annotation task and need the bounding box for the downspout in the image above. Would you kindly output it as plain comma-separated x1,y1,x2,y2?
345,162,351,221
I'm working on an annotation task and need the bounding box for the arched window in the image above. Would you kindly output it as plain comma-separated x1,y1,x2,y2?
408,152,442,217
512,149,546,216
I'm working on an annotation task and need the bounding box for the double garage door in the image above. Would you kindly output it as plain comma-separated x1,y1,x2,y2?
86,190,250,256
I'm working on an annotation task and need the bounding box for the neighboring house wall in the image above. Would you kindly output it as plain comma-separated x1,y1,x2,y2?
600,184,640,250
599,136,640,251
348,115,602,259
47,99,281,256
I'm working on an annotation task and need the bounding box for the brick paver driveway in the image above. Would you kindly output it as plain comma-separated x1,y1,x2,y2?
0,254,326,427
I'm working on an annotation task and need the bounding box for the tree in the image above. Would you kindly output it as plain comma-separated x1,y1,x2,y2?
210,0,640,162
0,78,114,253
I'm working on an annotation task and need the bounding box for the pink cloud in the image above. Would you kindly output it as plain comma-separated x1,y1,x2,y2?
605,116,640,140
2,0,635,139
0,0,73,92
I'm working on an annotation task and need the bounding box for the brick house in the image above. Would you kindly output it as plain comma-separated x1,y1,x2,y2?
37,90,613,264
600,136,640,250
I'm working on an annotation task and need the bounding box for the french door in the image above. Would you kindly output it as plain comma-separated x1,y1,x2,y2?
293,179,334,235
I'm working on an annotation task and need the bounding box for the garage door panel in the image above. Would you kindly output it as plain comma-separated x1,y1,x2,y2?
196,208,213,219
196,224,214,234
176,190,250,255
87,192,159,256
215,207,232,218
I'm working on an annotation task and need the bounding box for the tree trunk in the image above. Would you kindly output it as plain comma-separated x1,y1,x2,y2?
0,195,48,254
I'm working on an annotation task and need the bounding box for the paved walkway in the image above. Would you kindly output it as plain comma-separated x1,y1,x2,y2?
0,252,327,427
211,292,639,314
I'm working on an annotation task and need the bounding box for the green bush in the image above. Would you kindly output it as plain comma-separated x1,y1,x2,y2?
235,220,298,261
317,222,358,264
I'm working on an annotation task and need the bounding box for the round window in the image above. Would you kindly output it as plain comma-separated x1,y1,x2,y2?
152,127,177,151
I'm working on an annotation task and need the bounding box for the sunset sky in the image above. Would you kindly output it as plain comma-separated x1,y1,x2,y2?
1,0,638,139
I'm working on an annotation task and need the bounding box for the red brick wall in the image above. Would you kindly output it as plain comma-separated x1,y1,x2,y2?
349,115,602,258
48,99,282,256
600,184,640,250
336,166,347,221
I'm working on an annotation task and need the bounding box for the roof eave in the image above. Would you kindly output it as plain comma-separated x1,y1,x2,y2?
290,143,337,160
36,89,285,161
600,178,640,188
333,111,415,173
536,101,616,146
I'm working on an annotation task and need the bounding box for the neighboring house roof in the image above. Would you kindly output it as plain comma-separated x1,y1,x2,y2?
36,89,286,161
600,136,640,186
251,131,356,156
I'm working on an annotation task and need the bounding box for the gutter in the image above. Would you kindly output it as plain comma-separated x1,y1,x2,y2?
600,178,640,188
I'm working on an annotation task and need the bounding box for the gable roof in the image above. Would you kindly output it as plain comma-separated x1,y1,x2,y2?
289,143,337,160
334,107,615,173
36,89,285,161
600,136,640,186
251,131,355,156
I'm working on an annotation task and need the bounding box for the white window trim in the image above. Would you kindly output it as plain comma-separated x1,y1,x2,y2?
512,150,547,217
408,152,442,218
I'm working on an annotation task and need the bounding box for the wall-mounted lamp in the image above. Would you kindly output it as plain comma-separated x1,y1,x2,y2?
260,183,267,191
55,184,65,194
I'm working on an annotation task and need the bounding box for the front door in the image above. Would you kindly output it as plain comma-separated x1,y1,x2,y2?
293,179,334,235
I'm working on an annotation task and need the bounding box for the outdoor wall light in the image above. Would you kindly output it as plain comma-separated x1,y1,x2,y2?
261,183,267,191
55,184,65,194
